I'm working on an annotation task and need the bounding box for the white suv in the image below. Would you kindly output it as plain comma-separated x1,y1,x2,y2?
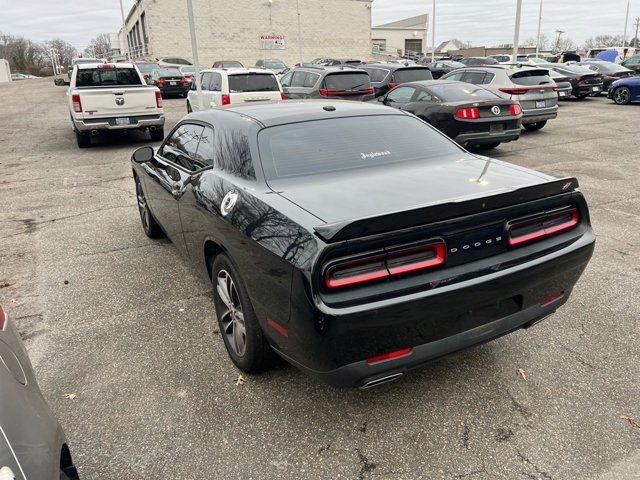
187,68,284,112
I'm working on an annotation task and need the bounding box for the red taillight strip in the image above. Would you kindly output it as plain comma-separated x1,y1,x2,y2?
508,208,579,247
387,242,446,275
367,348,412,364
267,317,288,337
155,90,162,108
72,93,82,113
324,241,446,289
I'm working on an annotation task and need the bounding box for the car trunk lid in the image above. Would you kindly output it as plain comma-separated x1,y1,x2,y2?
75,86,159,117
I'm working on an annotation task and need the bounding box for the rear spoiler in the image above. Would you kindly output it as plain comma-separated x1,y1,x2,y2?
314,177,579,243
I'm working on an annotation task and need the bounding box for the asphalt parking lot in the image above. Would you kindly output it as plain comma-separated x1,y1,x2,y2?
1,77,639,480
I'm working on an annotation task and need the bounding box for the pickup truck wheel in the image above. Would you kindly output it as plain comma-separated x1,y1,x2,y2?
211,253,275,373
523,121,547,131
75,130,90,148
135,177,165,238
150,126,164,142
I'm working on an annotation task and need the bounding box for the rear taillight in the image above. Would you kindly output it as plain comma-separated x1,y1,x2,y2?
509,103,522,115
388,82,398,89
156,79,166,86
179,77,188,84
155,90,162,108
319,88,329,97
361,86,375,95
72,93,82,113
0,304,5,330
507,207,579,247
456,107,480,119
221,93,231,105
324,240,446,289
280,91,286,100
499,87,529,95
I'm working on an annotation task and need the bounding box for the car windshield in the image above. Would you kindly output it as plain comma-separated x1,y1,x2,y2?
258,115,461,180
265,60,285,69
228,73,279,92
75,67,142,87
323,73,371,91
392,68,432,83
428,83,498,101
156,68,181,77
136,63,157,72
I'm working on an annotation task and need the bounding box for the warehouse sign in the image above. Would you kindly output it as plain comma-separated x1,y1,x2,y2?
259,34,285,50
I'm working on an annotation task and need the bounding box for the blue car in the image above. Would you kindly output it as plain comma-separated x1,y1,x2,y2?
608,76,640,104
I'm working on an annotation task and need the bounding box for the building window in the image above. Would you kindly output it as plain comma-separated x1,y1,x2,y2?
140,12,148,44
372,39,387,53
404,39,423,55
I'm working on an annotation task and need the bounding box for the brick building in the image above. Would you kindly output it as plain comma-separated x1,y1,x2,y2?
119,0,373,67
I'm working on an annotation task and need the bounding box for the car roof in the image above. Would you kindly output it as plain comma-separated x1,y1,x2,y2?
187,100,403,128
198,67,275,75
401,80,468,88
295,65,368,73
363,62,428,69
77,62,135,69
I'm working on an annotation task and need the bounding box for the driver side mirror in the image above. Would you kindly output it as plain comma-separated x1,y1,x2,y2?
132,146,154,164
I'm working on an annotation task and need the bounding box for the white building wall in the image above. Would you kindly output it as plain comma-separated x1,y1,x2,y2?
371,28,427,56
125,0,373,67
0,59,11,82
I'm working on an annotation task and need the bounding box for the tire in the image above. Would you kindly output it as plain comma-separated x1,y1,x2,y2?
135,176,165,238
211,253,275,373
523,120,547,131
613,87,632,105
75,129,90,148
150,126,164,142
475,142,500,150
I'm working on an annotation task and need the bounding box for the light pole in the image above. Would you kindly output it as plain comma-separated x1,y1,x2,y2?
535,0,543,56
118,0,129,60
296,0,303,65
622,0,631,48
430,0,436,62
512,0,522,61
634,17,640,49
186,0,204,110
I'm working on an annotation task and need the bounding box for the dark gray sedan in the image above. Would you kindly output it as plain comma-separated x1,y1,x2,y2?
0,305,79,479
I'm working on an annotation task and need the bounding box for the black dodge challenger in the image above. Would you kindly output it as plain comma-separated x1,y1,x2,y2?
131,100,595,389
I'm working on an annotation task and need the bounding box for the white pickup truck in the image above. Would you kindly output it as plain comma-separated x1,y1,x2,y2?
68,62,165,148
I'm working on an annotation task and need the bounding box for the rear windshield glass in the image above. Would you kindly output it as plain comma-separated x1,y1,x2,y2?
76,68,142,87
258,116,461,180
429,83,497,101
393,68,432,83
136,63,157,72
228,73,279,92
362,68,389,83
560,64,593,73
464,57,499,66
510,70,553,85
222,62,243,68
587,62,629,73
156,68,181,77
180,66,196,73
265,60,285,69
323,73,371,91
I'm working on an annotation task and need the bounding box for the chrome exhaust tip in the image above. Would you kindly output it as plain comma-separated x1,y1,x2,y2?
360,372,403,390
91,129,99,136
149,126,156,132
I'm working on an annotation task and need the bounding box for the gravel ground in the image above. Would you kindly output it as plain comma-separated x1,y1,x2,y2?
0,77,639,480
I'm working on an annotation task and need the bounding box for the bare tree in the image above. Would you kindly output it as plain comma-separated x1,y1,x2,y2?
524,33,550,50
85,33,112,59
44,38,77,69
0,32,48,75
582,34,625,49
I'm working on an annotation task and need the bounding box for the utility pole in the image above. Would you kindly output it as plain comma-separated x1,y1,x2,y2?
118,0,129,60
554,30,564,54
622,0,630,48
535,0,543,56
634,17,640,49
296,0,303,65
430,0,436,62
186,0,204,110
512,0,522,61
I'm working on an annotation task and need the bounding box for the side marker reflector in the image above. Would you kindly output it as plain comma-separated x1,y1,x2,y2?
366,348,412,365
267,317,288,337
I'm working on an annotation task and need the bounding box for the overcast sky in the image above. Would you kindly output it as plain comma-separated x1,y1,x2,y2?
0,0,637,50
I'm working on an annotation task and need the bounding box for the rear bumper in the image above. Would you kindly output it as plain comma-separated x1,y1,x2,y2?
521,105,557,124
575,83,604,96
279,230,595,388
158,86,190,95
72,114,164,132
455,128,521,145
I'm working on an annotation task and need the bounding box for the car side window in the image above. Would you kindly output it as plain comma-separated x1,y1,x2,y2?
200,72,212,91
210,72,222,92
291,71,308,87
416,90,433,102
443,72,464,81
192,126,214,170
280,72,293,87
386,86,416,103
462,71,486,85
161,123,204,171
483,73,495,84
303,73,320,87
